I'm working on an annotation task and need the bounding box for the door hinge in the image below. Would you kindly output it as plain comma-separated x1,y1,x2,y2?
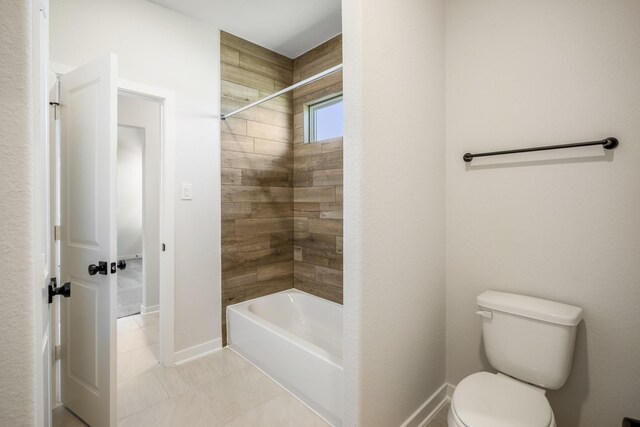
54,345,61,361
49,101,60,120
54,225,61,241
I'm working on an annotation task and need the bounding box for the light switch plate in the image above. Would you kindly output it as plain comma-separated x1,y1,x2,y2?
181,183,193,200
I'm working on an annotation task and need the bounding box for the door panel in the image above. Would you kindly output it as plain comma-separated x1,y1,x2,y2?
59,54,117,427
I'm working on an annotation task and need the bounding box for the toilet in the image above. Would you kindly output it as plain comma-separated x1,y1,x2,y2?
448,290,583,427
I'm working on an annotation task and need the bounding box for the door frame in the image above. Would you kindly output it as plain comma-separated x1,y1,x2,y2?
48,64,177,421
118,78,176,366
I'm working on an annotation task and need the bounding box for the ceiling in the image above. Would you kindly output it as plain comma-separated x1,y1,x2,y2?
148,0,342,58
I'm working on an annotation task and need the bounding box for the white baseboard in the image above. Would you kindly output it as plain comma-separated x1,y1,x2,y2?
446,383,456,399
401,383,452,427
173,339,222,366
140,304,159,315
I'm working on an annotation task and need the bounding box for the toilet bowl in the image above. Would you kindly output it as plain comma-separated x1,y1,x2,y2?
447,372,556,427
447,291,582,427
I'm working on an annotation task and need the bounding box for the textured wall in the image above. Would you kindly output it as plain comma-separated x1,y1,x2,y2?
0,0,36,425
343,0,447,424
220,31,294,344
292,35,344,304
445,1,640,425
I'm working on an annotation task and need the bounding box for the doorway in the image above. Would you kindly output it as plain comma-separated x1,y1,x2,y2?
51,57,176,426
116,92,162,370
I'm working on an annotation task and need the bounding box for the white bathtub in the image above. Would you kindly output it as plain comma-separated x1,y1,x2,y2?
226,289,343,426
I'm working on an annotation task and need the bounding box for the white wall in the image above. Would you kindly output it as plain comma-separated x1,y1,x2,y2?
343,0,446,425
118,95,162,310
117,125,144,259
0,0,37,425
50,0,221,353
446,1,640,426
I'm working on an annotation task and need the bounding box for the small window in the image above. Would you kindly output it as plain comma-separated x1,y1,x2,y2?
305,94,343,143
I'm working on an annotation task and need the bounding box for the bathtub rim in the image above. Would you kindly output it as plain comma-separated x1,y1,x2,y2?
226,288,343,369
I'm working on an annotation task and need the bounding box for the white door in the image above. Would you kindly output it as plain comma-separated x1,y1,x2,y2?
59,54,118,427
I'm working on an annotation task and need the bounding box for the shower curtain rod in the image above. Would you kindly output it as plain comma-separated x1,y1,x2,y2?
221,63,343,120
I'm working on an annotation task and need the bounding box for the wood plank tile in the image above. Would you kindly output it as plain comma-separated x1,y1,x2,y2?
294,217,309,233
269,231,294,249
220,117,247,135
293,171,314,187
251,203,294,218
293,262,316,282
308,218,342,235
315,266,342,286
298,48,343,80
240,169,292,187
320,137,343,153
222,97,292,129
257,261,294,281
222,270,258,289
221,132,254,153
239,52,293,83
221,45,240,66
258,92,293,114
247,121,292,143
336,236,343,254
222,220,235,237
234,218,294,235
221,168,242,185
245,279,292,300
294,151,343,172
318,203,343,219
222,185,292,203
221,80,259,103
294,186,336,202
254,139,292,158
222,234,271,255
292,202,320,218
293,35,342,72
222,246,293,272
313,169,342,186
222,151,291,173
221,62,275,93
294,142,323,158
221,202,252,219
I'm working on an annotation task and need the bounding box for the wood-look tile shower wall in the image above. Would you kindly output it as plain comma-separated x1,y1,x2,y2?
220,33,343,343
220,32,294,344
292,35,344,304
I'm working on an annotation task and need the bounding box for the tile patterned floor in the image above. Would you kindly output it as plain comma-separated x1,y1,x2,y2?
53,312,329,426
426,402,450,427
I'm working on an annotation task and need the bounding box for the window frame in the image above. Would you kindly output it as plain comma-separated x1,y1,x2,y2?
304,93,344,143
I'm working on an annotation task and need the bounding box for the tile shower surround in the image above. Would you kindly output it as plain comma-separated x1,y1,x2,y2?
220,32,343,344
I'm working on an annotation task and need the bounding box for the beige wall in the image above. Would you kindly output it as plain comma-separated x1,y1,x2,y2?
445,0,640,425
51,0,222,353
220,31,294,344
292,35,344,304
343,0,447,425
0,1,37,424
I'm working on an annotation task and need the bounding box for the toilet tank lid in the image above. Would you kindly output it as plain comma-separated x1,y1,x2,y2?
477,290,583,326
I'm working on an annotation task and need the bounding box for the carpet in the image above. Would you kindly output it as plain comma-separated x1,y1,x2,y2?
117,258,143,318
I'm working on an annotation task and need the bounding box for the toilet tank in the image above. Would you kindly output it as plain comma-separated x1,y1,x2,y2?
477,290,583,390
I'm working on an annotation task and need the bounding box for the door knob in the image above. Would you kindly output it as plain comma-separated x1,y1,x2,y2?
117,260,127,271
88,261,108,276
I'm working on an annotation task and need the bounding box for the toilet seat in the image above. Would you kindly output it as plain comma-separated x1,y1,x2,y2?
450,372,554,427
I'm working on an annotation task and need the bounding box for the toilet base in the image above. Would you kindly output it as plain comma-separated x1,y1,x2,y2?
447,399,557,427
